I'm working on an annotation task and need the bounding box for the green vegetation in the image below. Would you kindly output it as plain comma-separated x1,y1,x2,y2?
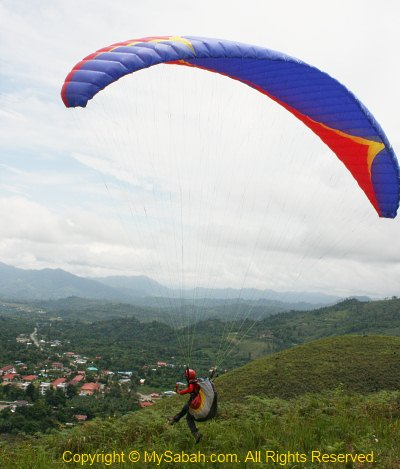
0,381,138,435
39,316,181,370
217,335,400,401
1,298,400,467
1,335,400,468
3,297,400,370
258,298,400,344
5,390,397,468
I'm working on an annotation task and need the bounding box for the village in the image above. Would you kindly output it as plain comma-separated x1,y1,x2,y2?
0,331,179,424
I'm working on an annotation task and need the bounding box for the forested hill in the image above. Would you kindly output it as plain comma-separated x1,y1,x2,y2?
257,297,400,344
188,297,400,364
1,297,399,371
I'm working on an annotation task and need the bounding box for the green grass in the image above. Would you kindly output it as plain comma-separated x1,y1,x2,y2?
1,335,400,468
2,390,399,468
218,335,400,401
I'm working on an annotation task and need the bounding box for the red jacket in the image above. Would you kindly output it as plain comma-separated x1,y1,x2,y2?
177,381,200,396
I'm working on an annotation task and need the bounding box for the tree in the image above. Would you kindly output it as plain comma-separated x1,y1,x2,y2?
45,387,66,407
26,383,39,402
66,384,77,399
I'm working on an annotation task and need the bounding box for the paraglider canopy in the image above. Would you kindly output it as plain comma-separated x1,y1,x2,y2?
61,35,399,218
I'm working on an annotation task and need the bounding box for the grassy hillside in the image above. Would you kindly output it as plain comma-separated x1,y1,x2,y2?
1,335,400,468
218,335,400,401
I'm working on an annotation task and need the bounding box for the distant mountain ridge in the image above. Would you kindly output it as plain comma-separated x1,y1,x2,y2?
94,275,345,305
0,262,121,301
0,261,353,307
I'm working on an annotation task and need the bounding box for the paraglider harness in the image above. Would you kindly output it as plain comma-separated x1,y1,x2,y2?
186,366,218,422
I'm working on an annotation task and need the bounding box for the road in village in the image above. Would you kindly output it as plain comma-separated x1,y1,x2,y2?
30,327,41,348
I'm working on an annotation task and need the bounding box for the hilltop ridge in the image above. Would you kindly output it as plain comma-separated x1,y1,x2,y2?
217,335,400,401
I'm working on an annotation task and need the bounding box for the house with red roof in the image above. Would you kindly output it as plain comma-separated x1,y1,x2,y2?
2,373,19,383
68,374,84,386
0,365,15,376
22,375,38,382
79,383,101,396
51,377,67,389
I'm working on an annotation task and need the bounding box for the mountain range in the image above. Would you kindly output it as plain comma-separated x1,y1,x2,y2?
0,261,356,308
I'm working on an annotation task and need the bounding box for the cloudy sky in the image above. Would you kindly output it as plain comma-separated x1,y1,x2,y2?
1,0,399,298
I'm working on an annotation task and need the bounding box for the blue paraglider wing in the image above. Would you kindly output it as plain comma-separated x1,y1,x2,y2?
61,36,399,218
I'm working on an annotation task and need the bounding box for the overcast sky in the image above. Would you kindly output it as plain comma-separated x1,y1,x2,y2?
1,0,399,298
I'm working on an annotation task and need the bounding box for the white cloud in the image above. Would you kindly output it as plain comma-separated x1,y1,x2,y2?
0,0,399,297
